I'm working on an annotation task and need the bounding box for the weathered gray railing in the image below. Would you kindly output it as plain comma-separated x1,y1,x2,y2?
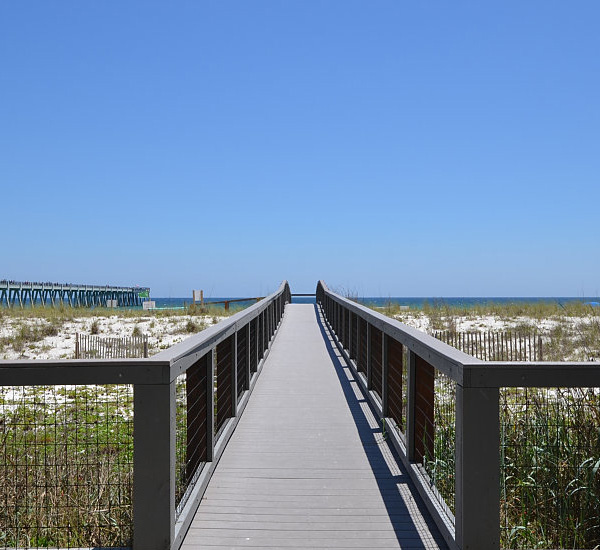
317,280,600,550
0,281,291,550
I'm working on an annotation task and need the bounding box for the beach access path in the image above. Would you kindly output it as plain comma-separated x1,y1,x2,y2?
180,303,447,549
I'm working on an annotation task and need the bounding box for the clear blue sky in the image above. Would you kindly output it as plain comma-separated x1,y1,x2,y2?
1,2,598,298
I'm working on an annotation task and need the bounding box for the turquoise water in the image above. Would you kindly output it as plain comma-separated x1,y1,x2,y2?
151,297,266,310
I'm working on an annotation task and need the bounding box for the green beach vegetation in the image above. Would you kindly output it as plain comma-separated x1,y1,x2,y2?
0,304,240,360
0,384,134,547
379,300,600,362
424,382,600,548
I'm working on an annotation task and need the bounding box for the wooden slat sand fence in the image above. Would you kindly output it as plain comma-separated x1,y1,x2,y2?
75,333,149,359
433,330,543,361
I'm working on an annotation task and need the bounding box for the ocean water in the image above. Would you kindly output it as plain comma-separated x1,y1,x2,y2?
355,297,598,309
147,296,597,310
150,297,265,310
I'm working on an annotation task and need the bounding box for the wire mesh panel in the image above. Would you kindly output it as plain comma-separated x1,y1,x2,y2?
175,373,188,511
175,353,211,515
370,326,383,400
237,328,247,398
415,357,456,517
431,369,456,516
215,336,234,437
0,384,133,548
500,387,600,549
387,337,405,434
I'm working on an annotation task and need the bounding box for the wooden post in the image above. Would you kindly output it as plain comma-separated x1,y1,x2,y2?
348,312,353,359
245,323,251,390
413,355,435,463
133,381,176,550
232,332,238,417
366,322,372,389
406,350,417,461
254,317,259,372
75,334,80,359
186,354,210,479
355,316,361,366
381,333,389,416
207,349,215,461
455,385,500,549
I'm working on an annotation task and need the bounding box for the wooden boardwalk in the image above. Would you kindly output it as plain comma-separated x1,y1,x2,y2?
181,304,447,549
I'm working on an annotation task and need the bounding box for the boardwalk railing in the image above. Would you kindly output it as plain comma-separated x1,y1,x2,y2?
317,281,600,550
0,281,291,550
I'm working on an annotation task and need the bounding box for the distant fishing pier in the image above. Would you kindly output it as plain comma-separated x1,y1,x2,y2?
0,280,149,308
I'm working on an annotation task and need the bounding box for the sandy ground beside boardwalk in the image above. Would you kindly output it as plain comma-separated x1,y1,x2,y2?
387,311,564,333
1,308,598,362
0,314,224,360
384,309,600,361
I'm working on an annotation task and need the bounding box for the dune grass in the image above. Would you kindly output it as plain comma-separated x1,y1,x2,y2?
0,385,133,548
377,300,600,362
0,302,240,321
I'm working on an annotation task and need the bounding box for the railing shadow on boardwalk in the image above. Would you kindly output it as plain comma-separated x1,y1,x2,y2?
314,304,447,549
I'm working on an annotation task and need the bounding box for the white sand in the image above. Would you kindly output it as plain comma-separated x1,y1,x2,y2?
390,312,566,334
1,309,597,362
0,314,224,360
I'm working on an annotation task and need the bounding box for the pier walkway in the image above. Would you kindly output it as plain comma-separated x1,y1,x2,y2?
181,304,446,549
